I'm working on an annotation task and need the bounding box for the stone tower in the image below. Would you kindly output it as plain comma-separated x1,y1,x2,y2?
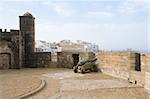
19,12,35,66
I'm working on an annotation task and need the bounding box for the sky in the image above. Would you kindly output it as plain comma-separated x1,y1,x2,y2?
0,0,149,51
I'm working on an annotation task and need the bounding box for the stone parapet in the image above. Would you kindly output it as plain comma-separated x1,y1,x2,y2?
145,72,150,93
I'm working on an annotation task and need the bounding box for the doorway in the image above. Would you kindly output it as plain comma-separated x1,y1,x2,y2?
0,53,11,69
135,53,141,71
72,54,79,66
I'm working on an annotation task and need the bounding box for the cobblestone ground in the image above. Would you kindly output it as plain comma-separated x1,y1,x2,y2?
0,68,150,99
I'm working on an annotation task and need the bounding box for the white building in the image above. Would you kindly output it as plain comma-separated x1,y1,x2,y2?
35,40,61,54
35,40,99,53
76,40,99,52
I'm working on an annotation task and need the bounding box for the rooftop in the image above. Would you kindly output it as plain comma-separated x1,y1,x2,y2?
23,12,33,17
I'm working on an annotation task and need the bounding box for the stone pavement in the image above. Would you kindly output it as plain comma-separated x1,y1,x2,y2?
60,79,140,91
0,73,41,99
0,68,150,99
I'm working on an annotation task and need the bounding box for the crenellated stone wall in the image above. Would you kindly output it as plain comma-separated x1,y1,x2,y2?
0,30,20,69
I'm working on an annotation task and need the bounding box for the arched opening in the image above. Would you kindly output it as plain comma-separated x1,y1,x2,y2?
0,53,11,69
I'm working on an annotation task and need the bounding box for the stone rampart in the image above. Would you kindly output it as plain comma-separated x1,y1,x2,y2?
96,51,136,80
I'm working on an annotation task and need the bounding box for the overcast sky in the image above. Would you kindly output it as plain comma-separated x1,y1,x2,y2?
0,0,149,51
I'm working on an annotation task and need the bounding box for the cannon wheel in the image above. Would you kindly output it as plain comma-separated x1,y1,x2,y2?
81,69,85,74
74,68,78,73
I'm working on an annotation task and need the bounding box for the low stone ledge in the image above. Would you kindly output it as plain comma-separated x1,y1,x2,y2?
14,79,46,99
0,76,42,99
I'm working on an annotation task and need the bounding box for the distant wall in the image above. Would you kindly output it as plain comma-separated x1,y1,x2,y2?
29,52,51,68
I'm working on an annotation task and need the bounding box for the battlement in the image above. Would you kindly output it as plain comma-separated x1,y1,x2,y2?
0,29,19,35
0,29,11,33
0,29,19,33
0,29,20,42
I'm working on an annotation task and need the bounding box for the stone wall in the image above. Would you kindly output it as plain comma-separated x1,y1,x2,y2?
57,52,95,68
50,54,58,68
0,30,21,69
145,72,150,93
96,51,137,80
0,41,14,69
141,53,150,72
0,53,11,69
28,52,94,68
129,53,150,86
96,51,150,89
142,53,150,92
57,52,74,68
29,52,51,68
10,30,20,68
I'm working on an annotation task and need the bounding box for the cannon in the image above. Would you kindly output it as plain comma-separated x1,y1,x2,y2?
73,58,98,73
